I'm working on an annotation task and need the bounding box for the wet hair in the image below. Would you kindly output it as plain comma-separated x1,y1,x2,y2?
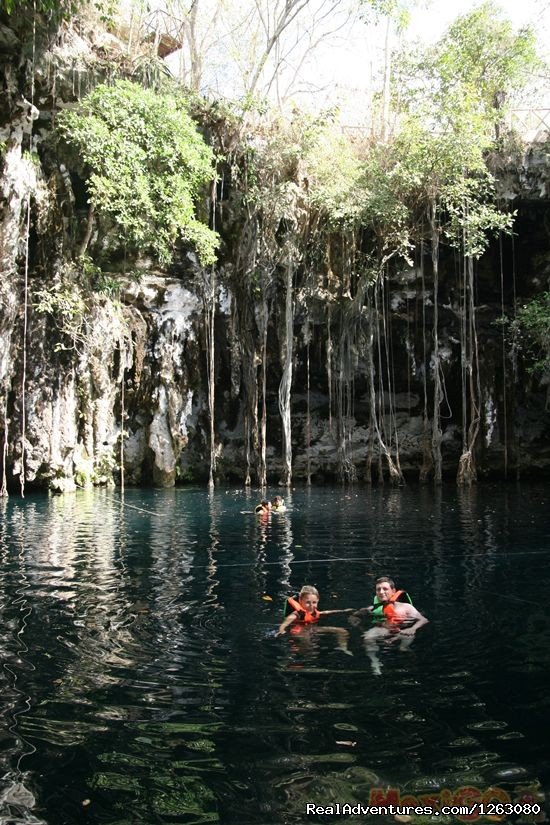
260,499,270,507
299,585,319,599
272,495,284,505
375,576,395,589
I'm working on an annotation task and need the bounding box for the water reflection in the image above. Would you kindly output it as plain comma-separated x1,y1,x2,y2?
0,484,548,824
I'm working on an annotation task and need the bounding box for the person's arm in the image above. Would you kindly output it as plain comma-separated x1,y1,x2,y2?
276,611,299,636
399,607,428,636
348,606,374,627
319,608,355,617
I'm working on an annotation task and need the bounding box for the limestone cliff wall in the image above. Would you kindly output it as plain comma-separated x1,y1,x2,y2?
0,13,549,491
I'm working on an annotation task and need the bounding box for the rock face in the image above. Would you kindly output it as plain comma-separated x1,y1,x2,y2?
1,269,207,491
0,14,549,491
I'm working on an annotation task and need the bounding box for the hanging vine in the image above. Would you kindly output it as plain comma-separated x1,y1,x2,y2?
418,240,433,483
457,252,481,485
278,258,294,487
203,264,217,489
429,202,444,485
0,389,8,498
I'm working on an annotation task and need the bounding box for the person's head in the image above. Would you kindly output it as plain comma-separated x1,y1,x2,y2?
375,576,396,603
261,499,271,510
298,585,319,614
272,495,284,506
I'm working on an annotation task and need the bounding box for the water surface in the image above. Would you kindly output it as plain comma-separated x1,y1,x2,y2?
0,484,549,824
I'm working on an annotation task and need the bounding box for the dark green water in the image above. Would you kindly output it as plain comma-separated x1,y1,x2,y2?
0,484,549,825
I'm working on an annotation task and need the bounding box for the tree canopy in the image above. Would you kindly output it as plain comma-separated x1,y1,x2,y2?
56,80,219,266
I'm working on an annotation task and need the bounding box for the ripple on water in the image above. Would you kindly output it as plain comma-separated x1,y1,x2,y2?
483,763,532,784
496,731,525,740
447,736,481,748
466,720,509,731
404,772,487,793
467,751,502,767
333,723,359,732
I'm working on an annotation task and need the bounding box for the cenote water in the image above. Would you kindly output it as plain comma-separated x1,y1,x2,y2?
0,484,549,825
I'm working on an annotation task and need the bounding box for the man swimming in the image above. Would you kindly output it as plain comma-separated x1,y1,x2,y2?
350,576,428,675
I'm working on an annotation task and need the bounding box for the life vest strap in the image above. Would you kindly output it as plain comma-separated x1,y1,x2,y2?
286,596,319,624
371,590,412,624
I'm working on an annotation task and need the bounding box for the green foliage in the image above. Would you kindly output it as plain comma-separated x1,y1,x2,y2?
303,0,537,269
0,0,115,23
244,110,327,203
130,54,173,90
35,284,88,352
1,0,74,14
391,116,513,255
374,4,538,259
517,292,550,376
444,186,513,257
434,2,539,118
80,256,121,295
56,79,219,266
34,257,123,350
304,112,509,267
306,131,365,227
359,0,412,31
231,108,332,274
395,3,540,133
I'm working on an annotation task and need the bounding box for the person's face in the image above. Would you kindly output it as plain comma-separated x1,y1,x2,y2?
375,581,396,604
299,593,319,614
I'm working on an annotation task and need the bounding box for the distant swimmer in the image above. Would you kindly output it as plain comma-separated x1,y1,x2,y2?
276,585,354,655
350,576,428,675
271,495,286,512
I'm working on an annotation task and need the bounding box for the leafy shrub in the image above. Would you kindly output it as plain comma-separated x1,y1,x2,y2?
518,292,550,376
57,80,219,266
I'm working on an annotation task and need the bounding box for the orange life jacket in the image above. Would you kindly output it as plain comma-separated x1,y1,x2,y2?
287,596,320,625
373,590,411,625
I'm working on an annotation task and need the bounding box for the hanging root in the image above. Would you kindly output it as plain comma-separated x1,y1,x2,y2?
419,421,433,483
385,452,403,484
0,387,8,497
278,261,294,487
457,450,477,486
365,424,373,484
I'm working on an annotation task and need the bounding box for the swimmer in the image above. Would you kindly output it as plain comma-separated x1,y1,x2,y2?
276,585,354,655
255,499,272,514
271,495,286,512
350,576,428,675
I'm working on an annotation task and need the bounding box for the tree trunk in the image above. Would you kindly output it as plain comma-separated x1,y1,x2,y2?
381,15,392,141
